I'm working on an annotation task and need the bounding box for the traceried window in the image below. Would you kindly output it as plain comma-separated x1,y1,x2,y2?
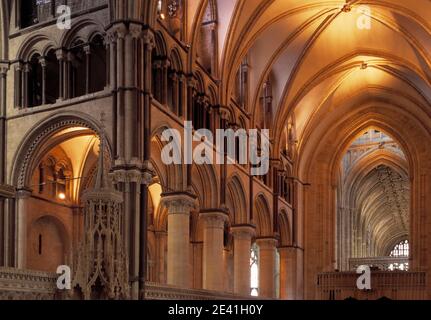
389,240,409,271
390,240,409,257
250,243,259,296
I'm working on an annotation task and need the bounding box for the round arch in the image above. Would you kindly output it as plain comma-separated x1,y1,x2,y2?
11,112,109,190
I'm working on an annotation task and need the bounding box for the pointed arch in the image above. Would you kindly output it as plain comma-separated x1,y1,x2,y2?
192,163,219,209
195,0,218,76
151,124,185,192
226,174,247,224
254,193,272,237
278,209,291,246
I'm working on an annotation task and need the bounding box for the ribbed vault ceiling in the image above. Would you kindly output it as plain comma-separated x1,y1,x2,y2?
341,131,409,256
355,164,409,254
186,0,431,150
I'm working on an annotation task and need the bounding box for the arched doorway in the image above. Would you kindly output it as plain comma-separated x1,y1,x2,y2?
298,104,431,299
11,114,107,272
336,128,410,271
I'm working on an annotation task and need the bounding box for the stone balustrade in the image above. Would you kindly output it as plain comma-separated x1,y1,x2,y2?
0,267,58,300
144,282,257,300
0,268,257,300
317,271,426,300
2,267,427,301
349,256,409,271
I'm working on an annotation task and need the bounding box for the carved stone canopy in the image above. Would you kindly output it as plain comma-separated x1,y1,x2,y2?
72,130,129,300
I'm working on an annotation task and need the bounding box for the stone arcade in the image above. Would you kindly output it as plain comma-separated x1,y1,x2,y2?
0,0,430,300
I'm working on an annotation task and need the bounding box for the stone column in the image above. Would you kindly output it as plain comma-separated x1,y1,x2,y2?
123,25,142,163
200,210,228,291
178,74,185,117
0,63,8,267
231,225,255,296
14,63,22,108
161,59,169,105
3,197,15,267
152,60,160,102
0,63,8,182
22,64,30,108
170,72,179,114
55,50,65,101
155,230,167,283
39,57,46,105
71,206,83,262
256,238,277,298
161,192,197,288
84,45,91,95
111,168,143,299
66,52,74,99
16,189,31,269
115,25,126,161
279,246,298,300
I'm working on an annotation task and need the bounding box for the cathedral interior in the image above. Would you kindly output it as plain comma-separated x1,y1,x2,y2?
0,0,430,300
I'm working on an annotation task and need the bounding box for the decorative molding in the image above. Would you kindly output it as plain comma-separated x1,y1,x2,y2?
231,224,256,240
316,271,426,300
0,184,16,198
161,192,197,215
15,117,100,189
144,282,258,300
0,268,57,300
200,211,228,229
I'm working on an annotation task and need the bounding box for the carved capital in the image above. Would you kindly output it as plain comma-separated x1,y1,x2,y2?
0,62,9,75
0,184,16,198
231,224,255,240
256,237,278,249
16,188,32,199
187,77,197,89
38,57,47,68
162,59,171,68
219,106,231,121
129,23,143,39
200,211,228,229
66,51,75,62
106,30,118,44
23,63,31,73
278,245,302,258
142,29,155,51
161,192,197,215
142,160,156,185
111,160,155,186
83,45,92,55
109,23,128,39
14,62,23,72
55,49,67,61
111,168,141,184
